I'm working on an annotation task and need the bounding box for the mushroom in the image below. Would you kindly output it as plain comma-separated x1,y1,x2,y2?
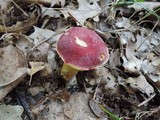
57,27,109,80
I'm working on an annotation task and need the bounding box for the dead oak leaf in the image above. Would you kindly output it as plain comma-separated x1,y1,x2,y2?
0,77,25,100
61,0,101,25
126,75,154,96
27,62,45,84
0,45,27,87
0,4,40,33
29,26,56,44
27,62,45,76
29,26,56,54
1,33,33,53
142,59,160,83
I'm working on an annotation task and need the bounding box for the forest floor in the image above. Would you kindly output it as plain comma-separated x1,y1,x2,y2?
0,0,160,120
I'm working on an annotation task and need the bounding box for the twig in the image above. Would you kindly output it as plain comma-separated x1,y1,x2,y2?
135,106,160,120
31,30,64,50
138,94,156,107
13,88,33,120
93,78,102,100
0,8,7,33
148,19,159,37
29,75,32,86
10,0,29,17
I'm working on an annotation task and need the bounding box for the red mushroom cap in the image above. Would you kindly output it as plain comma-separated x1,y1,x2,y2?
57,27,109,70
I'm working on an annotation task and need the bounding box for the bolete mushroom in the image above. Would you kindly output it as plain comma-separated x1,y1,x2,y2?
57,27,109,80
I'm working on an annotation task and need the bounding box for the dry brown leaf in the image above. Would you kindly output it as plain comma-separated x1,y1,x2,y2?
0,104,24,120
0,45,27,87
62,93,97,120
89,99,106,118
47,100,66,120
1,33,33,52
116,27,159,94
51,0,65,7
121,55,142,74
126,75,154,96
0,0,11,12
0,45,27,100
29,26,56,41
27,62,45,77
27,61,45,85
119,28,149,58
29,26,57,47
108,49,121,68
61,0,101,25
116,17,131,29
41,6,61,18
0,76,25,100
0,4,40,33
29,26,58,54
142,59,160,83
47,93,99,120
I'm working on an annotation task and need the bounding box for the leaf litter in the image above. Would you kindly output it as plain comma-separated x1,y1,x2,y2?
0,0,160,120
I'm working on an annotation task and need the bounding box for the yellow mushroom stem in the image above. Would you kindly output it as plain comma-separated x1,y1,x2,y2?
61,63,79,80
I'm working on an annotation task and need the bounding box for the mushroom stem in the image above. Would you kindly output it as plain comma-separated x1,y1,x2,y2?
61,64,79,80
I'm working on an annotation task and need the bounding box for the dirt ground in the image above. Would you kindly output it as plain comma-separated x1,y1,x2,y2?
0,0,160,120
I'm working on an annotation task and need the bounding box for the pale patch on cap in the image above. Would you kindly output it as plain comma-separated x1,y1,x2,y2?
75,37,87,47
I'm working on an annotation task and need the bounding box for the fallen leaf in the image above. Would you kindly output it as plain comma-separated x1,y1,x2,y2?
0,0,11,12
27,62,45,77
27,61,45,85
126,75,154,96
142,59,160,83
41,6,61,18
1,33,33,52
108,49,121,68
61,0,101,25
89,99,106,118
0,104,24,120
0,45,27,87
29,26,56,42
62,93,97,120
47,100,66,120
121,55,142,74
0,4,41,33
0,77,25,100
28,86,45,96
51,0,65,7
116,17,131,29
29,26,56,53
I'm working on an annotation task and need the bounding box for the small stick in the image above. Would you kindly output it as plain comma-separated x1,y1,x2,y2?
31,30,64,51
10,0,29,17
0,8,7,33
13,88,33,120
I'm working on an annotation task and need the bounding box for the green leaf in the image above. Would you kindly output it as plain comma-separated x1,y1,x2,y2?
99,104,122,120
